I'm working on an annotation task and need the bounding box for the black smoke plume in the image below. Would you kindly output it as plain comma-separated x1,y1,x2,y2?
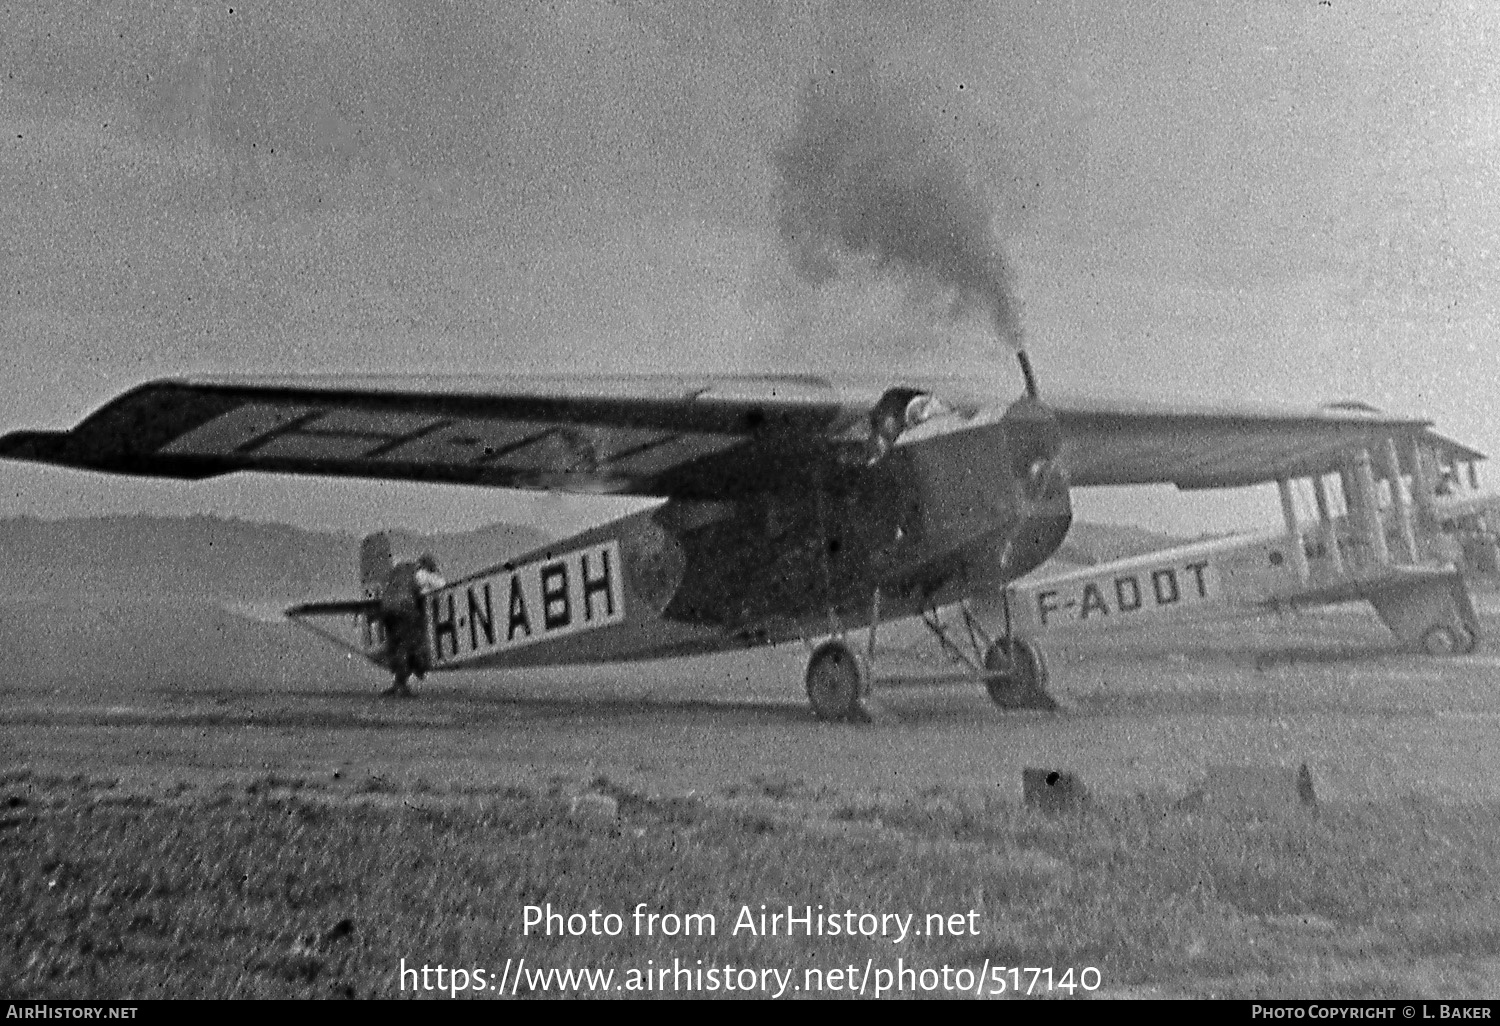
774,66,1023,350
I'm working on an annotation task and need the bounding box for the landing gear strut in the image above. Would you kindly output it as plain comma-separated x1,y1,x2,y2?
921,600,1057,710
799,592,1058,720
1460,624,1481,654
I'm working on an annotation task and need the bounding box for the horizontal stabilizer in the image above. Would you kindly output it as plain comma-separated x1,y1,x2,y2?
285,598,382,618
284,597,388,665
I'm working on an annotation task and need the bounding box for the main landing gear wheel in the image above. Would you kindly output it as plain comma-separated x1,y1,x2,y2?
1420,623,1480,656
982,638,1056,710
805,640,871,723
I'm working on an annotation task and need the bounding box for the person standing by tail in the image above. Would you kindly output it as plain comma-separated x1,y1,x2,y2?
377,553,447,697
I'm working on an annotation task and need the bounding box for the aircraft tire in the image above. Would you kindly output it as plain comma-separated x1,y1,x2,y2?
805,640,870,722
982,638,1055,709
1420,625,1461,657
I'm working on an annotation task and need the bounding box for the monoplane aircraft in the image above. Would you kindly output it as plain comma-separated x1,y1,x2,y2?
0,354,1482,719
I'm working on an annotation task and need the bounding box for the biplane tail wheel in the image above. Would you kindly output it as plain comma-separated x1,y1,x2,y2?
1420,625,1461,657
982,638,1055,709
1423,623,1480,656
805,640,870,722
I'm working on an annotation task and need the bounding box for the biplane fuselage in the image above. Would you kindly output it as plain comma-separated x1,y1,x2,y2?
418,401,1073,670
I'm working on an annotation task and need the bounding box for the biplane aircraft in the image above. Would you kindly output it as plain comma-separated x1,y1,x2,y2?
0,355,1484,719
1004,402,1489,658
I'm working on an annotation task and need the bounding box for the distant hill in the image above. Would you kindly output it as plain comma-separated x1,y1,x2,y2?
0,514,1190,603
0,515,549,605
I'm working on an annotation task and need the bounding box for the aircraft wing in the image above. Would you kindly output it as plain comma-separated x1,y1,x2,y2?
3,374,1483,498
1048,394,1484,489
0,373,890,500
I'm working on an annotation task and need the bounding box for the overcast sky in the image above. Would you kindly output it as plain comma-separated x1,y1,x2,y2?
3,0,1497,537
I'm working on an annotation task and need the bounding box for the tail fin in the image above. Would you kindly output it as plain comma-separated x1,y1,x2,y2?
360,532,394,599
284,532,398,669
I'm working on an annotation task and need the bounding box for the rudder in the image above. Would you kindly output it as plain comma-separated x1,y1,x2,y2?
360,532,394,599
358,532,396,660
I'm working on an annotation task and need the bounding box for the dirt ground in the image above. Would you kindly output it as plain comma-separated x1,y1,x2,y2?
5,600,1498,808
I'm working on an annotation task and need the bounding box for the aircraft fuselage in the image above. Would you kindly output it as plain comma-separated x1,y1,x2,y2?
419,400,1073,671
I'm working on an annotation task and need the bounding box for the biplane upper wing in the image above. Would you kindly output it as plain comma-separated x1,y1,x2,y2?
0,373,889,499
1047,393,1484,489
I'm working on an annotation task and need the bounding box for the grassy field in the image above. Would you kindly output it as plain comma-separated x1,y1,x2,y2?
4,767,1499,999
